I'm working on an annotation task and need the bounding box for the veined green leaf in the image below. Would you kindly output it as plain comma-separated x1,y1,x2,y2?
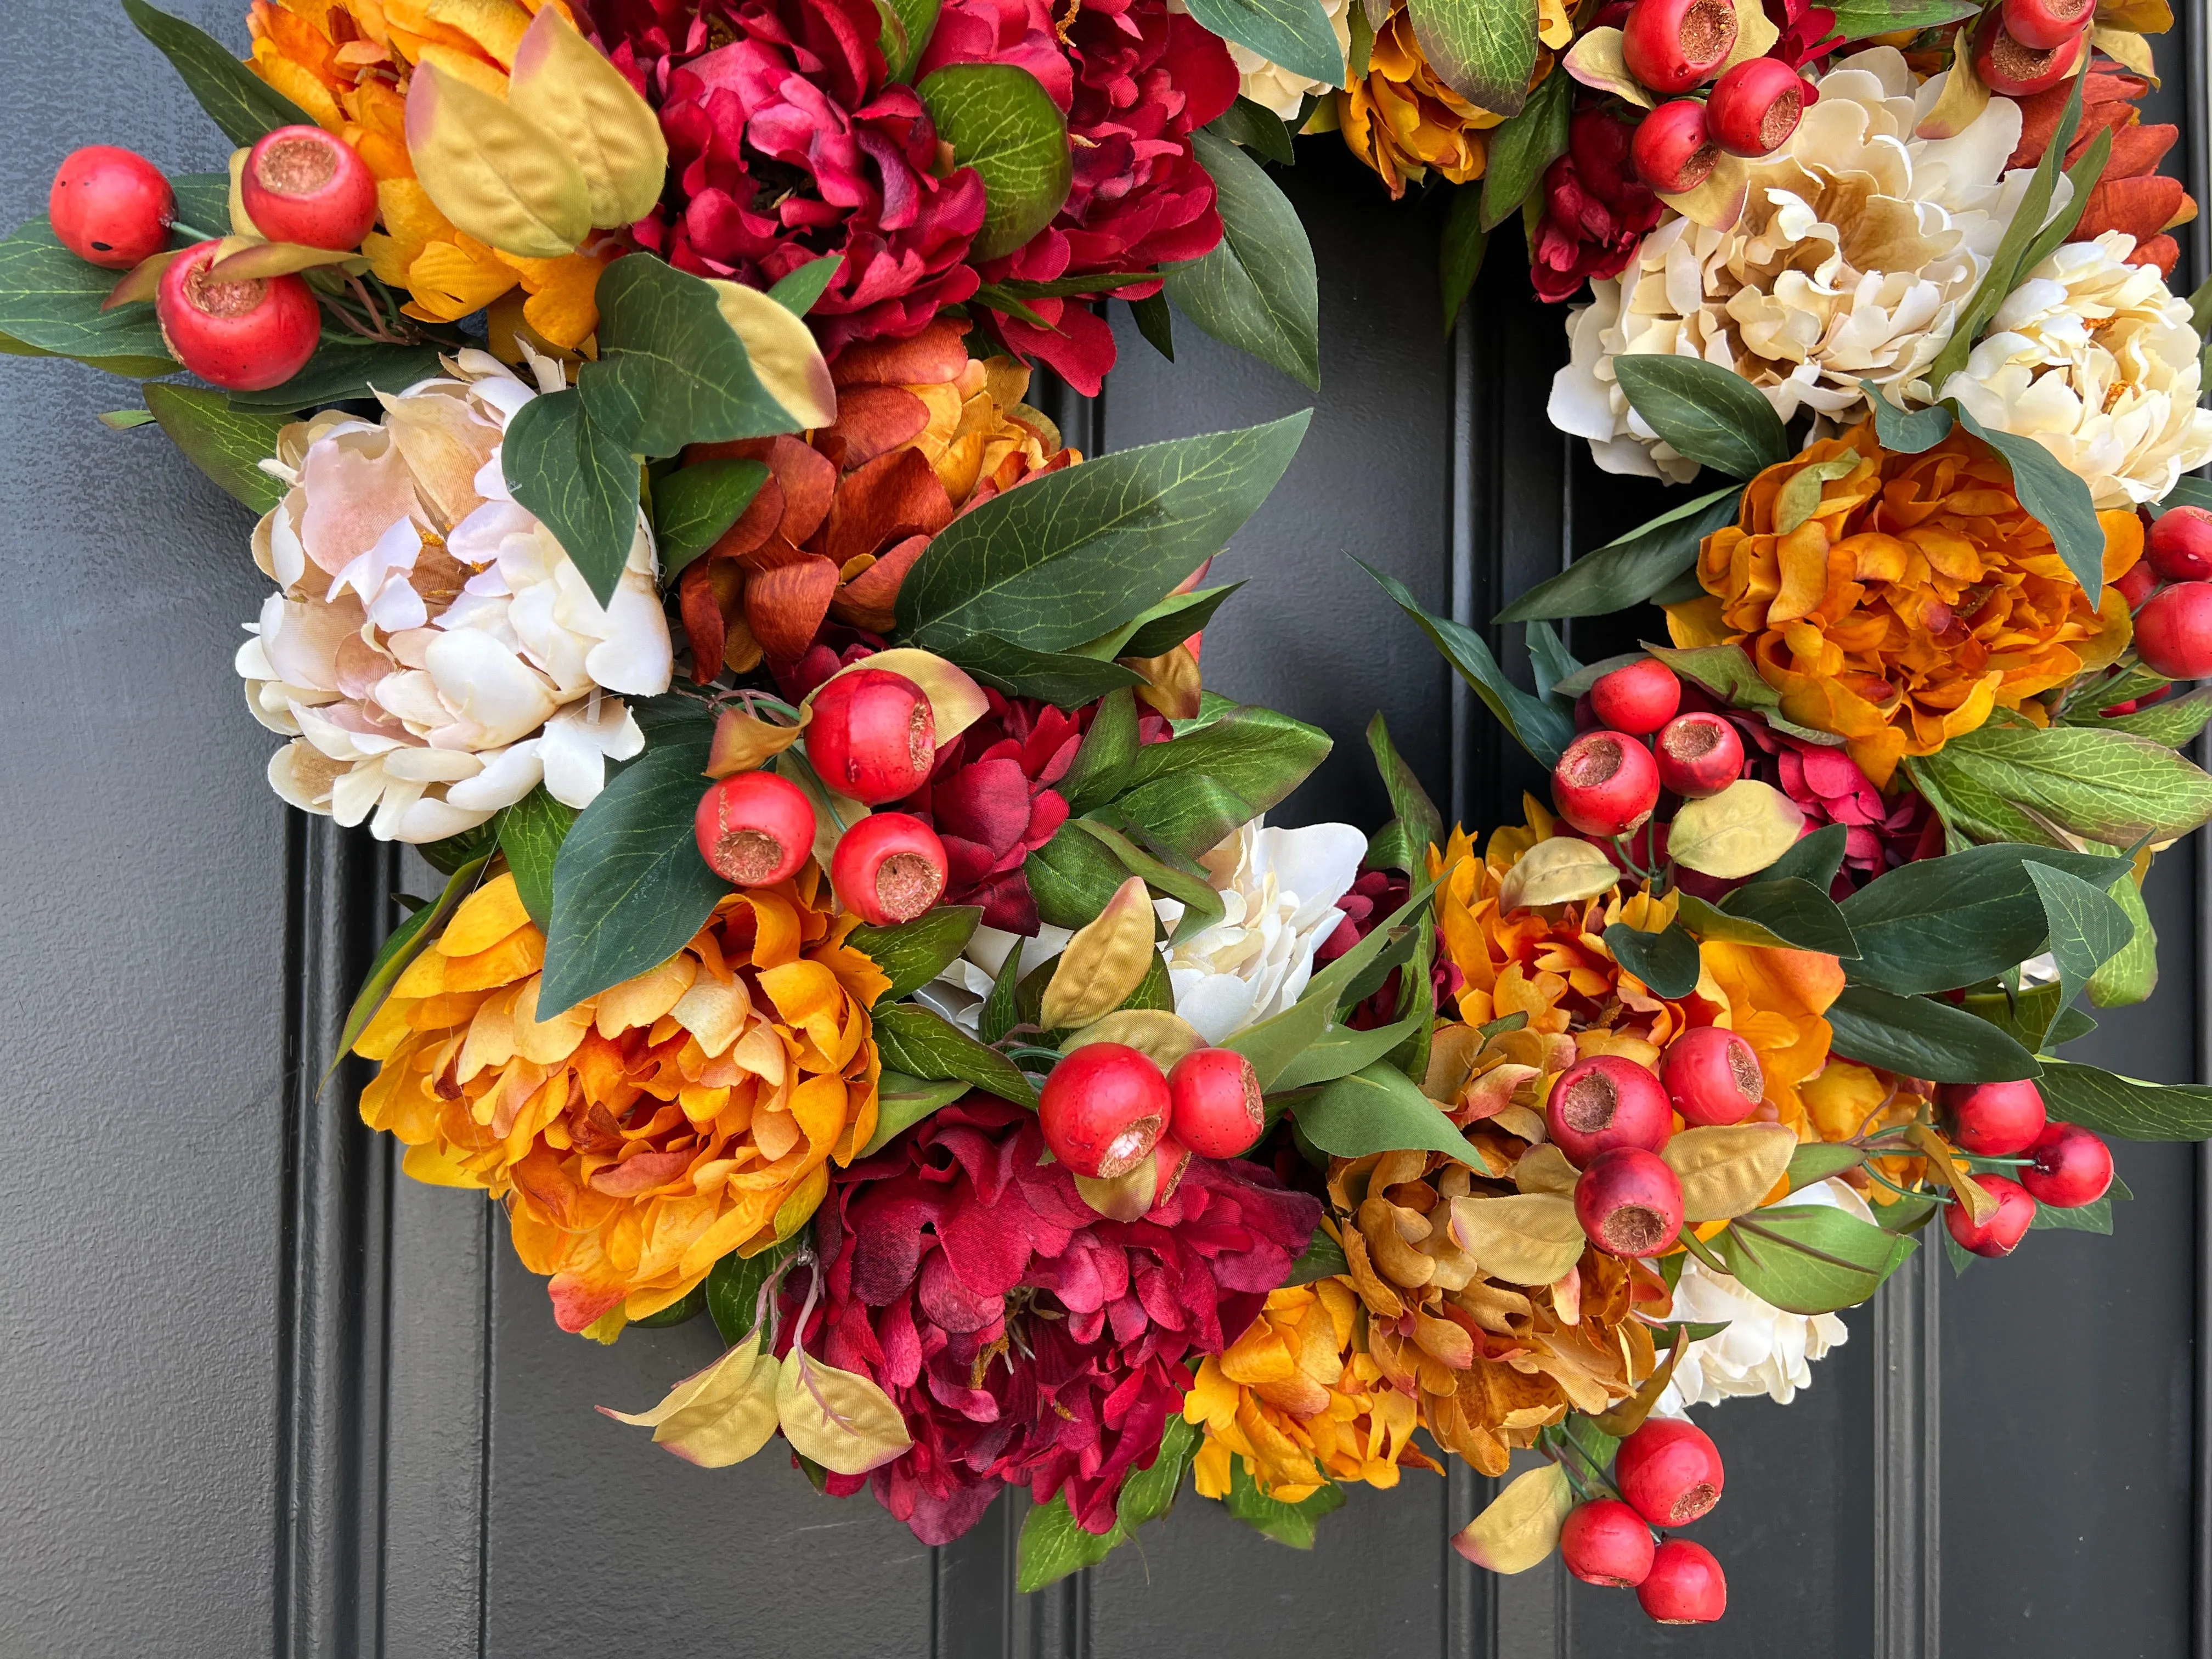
498,787,576,929
1185,0,1346,87
847,906,983,1002
1494,484,1739,622
142,383,288,513
1403,0,1538,116
1838,843,2127,995
503,387,639,607
1163,129,1320,390
1611,354,1791,479
1711,1204,1915,1314
654,457,769,580
1478,66,1570,230
872,1003,1040,1108
0,219,174,367
917,65,1072,262
122,0,317,145
1904,721,2212,848
1826,984,2042,1082
2038,1060,2212,1141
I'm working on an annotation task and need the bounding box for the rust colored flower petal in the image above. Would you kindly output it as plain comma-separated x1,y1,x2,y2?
745,554,844,663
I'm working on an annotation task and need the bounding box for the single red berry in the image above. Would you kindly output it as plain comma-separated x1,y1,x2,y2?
1621,0,1737,92
828,810,947,925
2000,0,2094,48
1589,658,1681,734
1616,1417,1724,1527
1631,99,1722,194
2148,506,2212,582
1151,1131,1193,1206
1660,1026,1764,1126
2021,1121,2114,1209
1548,1054,1674,1162
1944,1172,2038,1257
155,239,320,391
240,126,379,250
1575,1147,1685,1257
2134,582,2212,678
1040,1043,1170,1178
1560,1499,1656,1588
1654,713,1745,798
1573,691,1599,731
1936,1079,2046,1156
1706,57,1806,157
2102,682,2171,717
806,669,937,804
1166,1047,1264,1159
1638,1539,1728,1624
693,770,816,886
2113,560,2160,611
1551,730,1662,838
49,145,174,269
1972,10,2086,95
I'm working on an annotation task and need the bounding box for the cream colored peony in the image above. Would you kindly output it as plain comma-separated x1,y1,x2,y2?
237,349,672,843
1167,0,1351,120
1550,48,2041,482
1940,231,2212,509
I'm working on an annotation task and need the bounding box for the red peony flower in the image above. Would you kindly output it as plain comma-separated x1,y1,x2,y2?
919,0,1238,392
788,1098,1322,1543
582,0,988,356
1530,106,1665,304
1314,867,1464,1027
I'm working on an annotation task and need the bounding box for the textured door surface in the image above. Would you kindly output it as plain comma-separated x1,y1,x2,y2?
3,3,2210,1657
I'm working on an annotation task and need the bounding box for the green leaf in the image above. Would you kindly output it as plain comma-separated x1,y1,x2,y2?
1439,182,1486,334
1698,877,1857,957
142,383,288,513
767,254,844,315
121,0,317,145
1117,583,1243,661
1366,712,1444,870
1060,687,1141,812
1951,405,2106,597
1524,620,1579,702
847,906,983,1001
1186,0,1345,83
871,1002,1040,1108
223,340,450,410
654,458,769,580
2075,687,2212,747
859,1071,972,1158
1118,1415,1199,1529
2089,870,2157,1008
1786,1143,1867,1190
1962,980,2065,1055
901,414,1309,652
2047,1003,2099,1047
1861,382,1957,455
1286,1224,1351,1283
1610,356,1791,479
1603,922,1701,998
2028,1190,2115,1234
1067,819,1225,944
917,65,1073,262
166,172,231,240
1478,67,1570,230
1402,0,1538,117
2025,863,2132,1013
1712,1205,1915,1315
1838,843,2126,995
1119,703,1332,818
1494,485,1740,622
1227,878,1437,1088
1108,773,1256,862
1027,821,1133,930
540,724,727,1017
498,787,575,929
1293,1062,1474,1160
0,219,174,368
628,1283,707,1328
1271,1007,1429,1091
1130,290,1175,361
1222,1461,1345,1547
706,1234,802,1344
0,331,172,380
1017,1418,1200,1590
1903,722,2212,849
943,634,1147,707
1826,984,2042,1082
2016,127,2112,277
501,387,640,608
332,855,491,1064
583,257,799,457
1756,822,1848,892
1644,642,1844,745
1210,97,1297,166
1361,559,1576,766
980,943,1025,1045
419,819,502,876
1163,130,1320,390
2037,1060,2212,1141
1823,0,1977,30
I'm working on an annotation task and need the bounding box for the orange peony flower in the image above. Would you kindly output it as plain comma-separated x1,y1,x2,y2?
356,868,888,1335
246,0,613,351
1664,421,2144,788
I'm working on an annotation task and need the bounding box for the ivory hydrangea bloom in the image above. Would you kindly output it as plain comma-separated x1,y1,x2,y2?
237,351,672,843
1940,231,2212,509
1550,48,2040,482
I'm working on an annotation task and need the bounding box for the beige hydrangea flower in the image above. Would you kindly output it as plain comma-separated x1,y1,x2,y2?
1939,230,2212,509
237,350,672,843
1550,48,2041,482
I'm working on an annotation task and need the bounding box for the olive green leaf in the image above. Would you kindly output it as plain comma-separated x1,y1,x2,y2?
498,786,577,928
142,383,289,513
1610,355,1791,479
917,64,1072,261
1163,129,1320,390
1494,485,1739,622
1826,984,2042,1083
654,457,769,581
1404,0,1538,116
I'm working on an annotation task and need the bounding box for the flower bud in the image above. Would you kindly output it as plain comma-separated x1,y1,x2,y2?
156,240,322,392
1972,10,2086,96
49,145,173,269
1561,1499,1656,1587
2000,0,2094,49
2148,506,2212,582
1166,1048,1264,1159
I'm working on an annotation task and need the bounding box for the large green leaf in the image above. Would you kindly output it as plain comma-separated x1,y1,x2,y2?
224,340,450,411
1610,356,1791,479
498,787,576,929
1109,774,1255,862
2037,1062,2212,1142
2025,863,2132,1014
1065,818,1226,944
332,855,491,1064
1271,1007,1429,1091
1478,66,1570,231
1710,1205,1915,1315
1904,721,2212,848
1290,1062,1472,1159
654,458,769,580
122,0,317,145
900,414,1309,653
1495,486,1739,622
1184,0,1345,83
871,1003,1041,1108
1060,688,1142,812
846,906,983,1001
1118,703,1331,817
1825,984,2042,1082
943,634,1147,707
1026,821,1132,930
1678,877,1857,957
1209,98,1297,166
0,219,174,367
1403,0,1538,116
540,722,727,1016
917,65,1072,262
1163,130,1319,391
142,383,288,513
502,387,640,607
584,256,800,456
2074,687,2212,748
1116,583,1243,661
1838,844,2127,995
1361,560,1576,766
2016,127,2112,277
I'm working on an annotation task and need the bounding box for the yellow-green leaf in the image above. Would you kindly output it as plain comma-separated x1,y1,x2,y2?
776,1350,913,1475
1452,1462,1572,1573
1661,1123,1797,1222
507,7,669,226
1039,876,1157,1030
1447,1192,1587,1285
598,1330,782,1468
404,62,591,259
1667,780,1805,878
707,278,837,430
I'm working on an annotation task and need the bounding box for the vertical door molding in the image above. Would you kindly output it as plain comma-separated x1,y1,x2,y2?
1872,1244,1941,1659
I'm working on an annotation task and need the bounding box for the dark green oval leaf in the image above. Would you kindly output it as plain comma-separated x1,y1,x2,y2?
1184,0,1345,85
1611,356,1791,479
1839,843,2126,995
2038,1060,2212,1142
859,1070,972,1158
0,219,174,367
871,1002,1040,1108
654,457,769,580
1603,922,1701,999
1826,984,2042,1082
503,386,639,608
846,906,983,1002
1362,558,1576,766
1163,129,1319,390
1495,484,1740,622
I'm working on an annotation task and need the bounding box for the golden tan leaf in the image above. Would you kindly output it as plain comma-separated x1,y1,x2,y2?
1591,1326,1689,1437
2090,26,2160,83
2096,0,2172,31
1490,1104,1548,1145
404,63,591,259
597,1330,781,1468
1661,1123,1799,1222
506,6,669,227
1124,642,1203,720
705,705,809,777
102,250,181,311
708,279,838,430
1915,52,1990,140
812,647,989,748
1715,0,1780,72
1561,29,1651,108
1448,1193,1588,1286
1514,1143,1579,1197
1039,876,1156,1030
1062,1009,1206,1069
1424,1022,1482,1101
1658,153,1750,233
1666,780,1805,878
775,1350,913,1475
1452,1462,1573,1573
1906,1123,1997,1224
1073,1157,1161,1222
1497,836,1621,913
205,241,371,281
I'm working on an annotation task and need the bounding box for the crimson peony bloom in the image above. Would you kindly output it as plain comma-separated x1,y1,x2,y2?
787,1099,1321,1543
1529,107,1664,304
1314,868,1464,1028
582,0,988,356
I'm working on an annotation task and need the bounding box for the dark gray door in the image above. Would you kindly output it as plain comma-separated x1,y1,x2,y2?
3,3,2208,1656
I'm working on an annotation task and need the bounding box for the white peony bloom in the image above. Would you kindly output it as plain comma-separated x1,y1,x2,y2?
1166,0,1350,119
237,350,672,843
1940,231,2212,509
1550,48,2042,482
1655,1177,1865,1412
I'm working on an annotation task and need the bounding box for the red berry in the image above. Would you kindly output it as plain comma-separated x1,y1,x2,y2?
240,126,379,250
1972,10,2086,96
2000,0,2094,48
1589,658,1681,734
155,239,320,392
1548,1054,1674,1162
1936,1079,2046,1156
1654,712,1745,798
1616,1417,1724,1527
693,770,816,886
50,145,174,270
2134,581,2212,678
1638,1539,1728,1624
2103,681,2171,717
828,811,947,925
1040,1043,1170,1178
2149,506,2212,582
1631,99,1721,195
1944,1172,2038,1257
1660,1026,1764,1126
806,669,937,805
2113,560,2159,610
1552,730,1662,838
2021,1121,2114,1209
1166,1047,1263,1159
1560,1499,1656,1588
1575,1147,1685,1257
1705,57,1806,157
1621,0,1737,92
1151,1131,1193,1206
1572,691,1599,731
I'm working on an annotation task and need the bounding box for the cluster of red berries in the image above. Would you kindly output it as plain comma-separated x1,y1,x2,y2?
49,125,380,392
1551,657,1740,839
1561,1032,1767,1258
1972,0,2098,97
2114,507,2212,689
1561,1415,1730,1623
1937,1079,2115,1256
1038,1042,1264,1194
692,668,952,925
1613,0,1809,194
